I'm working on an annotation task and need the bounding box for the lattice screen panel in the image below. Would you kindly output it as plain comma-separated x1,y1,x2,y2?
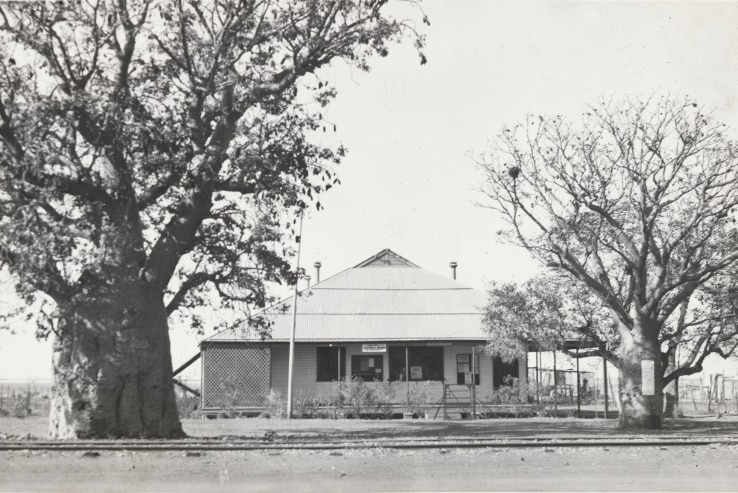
202,344,271,409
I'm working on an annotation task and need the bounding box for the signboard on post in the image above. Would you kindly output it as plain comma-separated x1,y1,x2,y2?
641,360,655,396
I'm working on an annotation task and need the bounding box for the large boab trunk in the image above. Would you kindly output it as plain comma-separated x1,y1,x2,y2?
618,329,663,429
663,379,680,418
48,280,184,439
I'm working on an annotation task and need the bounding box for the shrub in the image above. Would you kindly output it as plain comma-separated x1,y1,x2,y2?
293,390,322,418
0,387,51,418
407,381,433,417
218,378,243,418
479,375,546,417
311,377,397,419
12,392,32,419
270,379,400,420
335,377,377,417
176,394,200,419
371,380,397,417
315,391,346,419
264,389,285,418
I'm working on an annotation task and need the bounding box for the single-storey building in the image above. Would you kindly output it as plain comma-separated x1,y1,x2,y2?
199,249,526,414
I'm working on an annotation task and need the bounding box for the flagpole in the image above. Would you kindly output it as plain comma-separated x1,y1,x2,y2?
286,212,304,419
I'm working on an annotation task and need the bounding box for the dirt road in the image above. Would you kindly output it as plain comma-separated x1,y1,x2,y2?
2,443,737,492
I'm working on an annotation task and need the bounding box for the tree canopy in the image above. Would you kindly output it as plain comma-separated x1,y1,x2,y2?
0,0,425,335
483,272,617,362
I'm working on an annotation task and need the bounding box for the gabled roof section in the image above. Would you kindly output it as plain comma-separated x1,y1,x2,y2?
354,248,419,268
203,249,488,343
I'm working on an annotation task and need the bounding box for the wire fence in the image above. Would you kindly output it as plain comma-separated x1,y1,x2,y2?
0,379,202,419
679,374,738,415
0,380,52,418
525,369,738,417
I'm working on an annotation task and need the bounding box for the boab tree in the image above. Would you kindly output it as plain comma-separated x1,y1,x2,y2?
0,0,424,438
483,268,738,418
478,96,738,428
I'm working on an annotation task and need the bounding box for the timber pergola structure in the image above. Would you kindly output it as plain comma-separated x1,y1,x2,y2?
528,339,614,419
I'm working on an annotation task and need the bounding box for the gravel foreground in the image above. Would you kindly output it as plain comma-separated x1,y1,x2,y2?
2,442,738,492
2,415,738,492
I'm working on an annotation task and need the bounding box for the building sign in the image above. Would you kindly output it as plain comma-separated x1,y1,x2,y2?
410,366,423,379
362,344,386,353
427,342,453,347
641,360,655,396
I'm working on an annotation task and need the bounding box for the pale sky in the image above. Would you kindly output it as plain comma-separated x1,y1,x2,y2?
3,1,738,381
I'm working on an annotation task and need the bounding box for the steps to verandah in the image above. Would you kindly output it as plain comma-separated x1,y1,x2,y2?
432,384,481,420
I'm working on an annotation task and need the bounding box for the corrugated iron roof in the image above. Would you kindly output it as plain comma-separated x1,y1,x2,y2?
204,314,488,343
268,287,485,315
315,265,467,291
203,249,489,344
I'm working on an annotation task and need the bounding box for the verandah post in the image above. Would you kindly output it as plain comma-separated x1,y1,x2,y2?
471,346,476,419
405,345,410,414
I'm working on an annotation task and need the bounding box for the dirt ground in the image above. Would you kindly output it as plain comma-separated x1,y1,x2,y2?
2,443,738,492
7,414,738,440
2,415,738,492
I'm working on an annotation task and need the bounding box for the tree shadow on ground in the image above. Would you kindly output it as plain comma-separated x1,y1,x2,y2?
192,415,738,441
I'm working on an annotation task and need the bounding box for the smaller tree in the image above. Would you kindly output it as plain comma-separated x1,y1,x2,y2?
484,272,618,363
483,269,738,418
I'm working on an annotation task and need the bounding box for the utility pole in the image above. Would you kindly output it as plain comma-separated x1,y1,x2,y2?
286,213,304,419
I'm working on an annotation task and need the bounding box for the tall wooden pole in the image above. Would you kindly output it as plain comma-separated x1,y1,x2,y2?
576,344,581,418
286,213,304,419
553,350,558,418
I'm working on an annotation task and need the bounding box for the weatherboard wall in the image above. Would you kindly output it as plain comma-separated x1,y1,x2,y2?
200,340,528,410
269,342,499,404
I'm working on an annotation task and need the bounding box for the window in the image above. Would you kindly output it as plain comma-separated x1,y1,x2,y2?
316,346,346,382
456,354,480,385
493,357,519,389
351,355,383,381
389,347,444,381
